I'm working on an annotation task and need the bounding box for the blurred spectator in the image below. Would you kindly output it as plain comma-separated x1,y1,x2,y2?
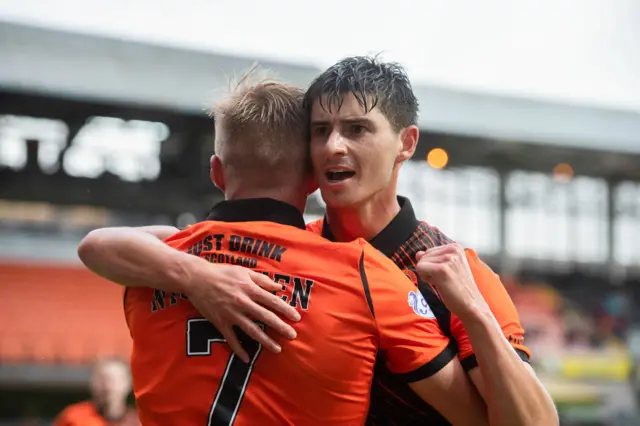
598,289,631,341
53,358,139,426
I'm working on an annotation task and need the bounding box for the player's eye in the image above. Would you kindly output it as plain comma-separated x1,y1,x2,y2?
350,125,366,135
312,126,328,137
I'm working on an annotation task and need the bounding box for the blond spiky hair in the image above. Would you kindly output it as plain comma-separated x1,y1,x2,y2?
209,65,308,172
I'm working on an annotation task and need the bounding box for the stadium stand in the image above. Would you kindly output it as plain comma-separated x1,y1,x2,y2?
0,264,131,365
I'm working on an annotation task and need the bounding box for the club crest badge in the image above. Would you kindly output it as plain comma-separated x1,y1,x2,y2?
408,290,435,319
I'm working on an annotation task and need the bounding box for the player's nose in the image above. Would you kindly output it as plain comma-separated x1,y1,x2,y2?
325,130,348,156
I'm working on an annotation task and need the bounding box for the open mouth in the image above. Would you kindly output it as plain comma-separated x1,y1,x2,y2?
326,170,356,183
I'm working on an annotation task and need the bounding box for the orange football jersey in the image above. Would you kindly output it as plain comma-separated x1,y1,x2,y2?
306,212,530,367
124,199,453,426
306,196,530,425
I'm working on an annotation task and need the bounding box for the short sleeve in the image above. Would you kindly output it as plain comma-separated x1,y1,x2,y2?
454,249,531,371
360,243,455,382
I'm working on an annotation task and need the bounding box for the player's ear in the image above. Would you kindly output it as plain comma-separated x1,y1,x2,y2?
210,155,225,191
396,125,419,163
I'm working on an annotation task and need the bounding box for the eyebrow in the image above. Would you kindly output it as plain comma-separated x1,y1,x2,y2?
310,117,375,127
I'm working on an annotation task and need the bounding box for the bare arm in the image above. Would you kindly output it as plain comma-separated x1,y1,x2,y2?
409,359,489,426
360,243,489,425
78,226,191,292
462,312,557,426
77,226,301,362
417,244,558,426
129,225,181,239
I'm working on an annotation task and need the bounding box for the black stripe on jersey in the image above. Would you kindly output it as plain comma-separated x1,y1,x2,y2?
358,250,375,318
416,276,454,345
461,349,531,372
394,340,457,383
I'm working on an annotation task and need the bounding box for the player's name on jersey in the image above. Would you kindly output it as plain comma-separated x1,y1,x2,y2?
186,233,288,268
150,272,314,313
150,233,314,314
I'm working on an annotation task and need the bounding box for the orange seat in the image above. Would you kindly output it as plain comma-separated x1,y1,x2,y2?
0,331,29,363
0,262,132,365
29,335,58,363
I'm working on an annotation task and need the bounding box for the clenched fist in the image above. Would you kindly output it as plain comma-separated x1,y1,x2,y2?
416,243,490,319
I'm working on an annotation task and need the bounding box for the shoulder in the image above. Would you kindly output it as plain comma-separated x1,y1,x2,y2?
359,240,406,276
413,222,499,283
464,248,498,278
416,221,456,247
163,221,211,244
273,225,366,264
392,220,456,262
462,249,520,320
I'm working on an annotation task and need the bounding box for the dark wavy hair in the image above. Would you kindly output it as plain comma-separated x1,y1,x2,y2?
304,55,419,132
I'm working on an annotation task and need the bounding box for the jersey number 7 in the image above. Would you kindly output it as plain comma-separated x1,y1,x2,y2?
187,318,263,426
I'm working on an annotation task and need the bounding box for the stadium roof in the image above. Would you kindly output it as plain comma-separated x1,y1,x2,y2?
2,21,639,153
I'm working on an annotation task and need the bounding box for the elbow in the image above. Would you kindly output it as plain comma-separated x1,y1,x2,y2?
540,406,560,426
77,229,108,271
516,401,559,426
495,408,559,426
519,392,561,426
527,412,559,426
534,382,560,426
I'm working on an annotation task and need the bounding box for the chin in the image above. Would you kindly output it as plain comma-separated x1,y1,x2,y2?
320,189,365,210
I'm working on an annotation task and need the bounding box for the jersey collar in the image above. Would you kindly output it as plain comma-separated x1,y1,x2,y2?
207,198,306,230
321,196,420,257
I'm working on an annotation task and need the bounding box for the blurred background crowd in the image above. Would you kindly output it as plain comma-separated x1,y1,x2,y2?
1,0,639,425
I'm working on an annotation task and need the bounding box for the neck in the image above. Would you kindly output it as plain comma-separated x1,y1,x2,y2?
326,185,400,242
225,185,306,214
